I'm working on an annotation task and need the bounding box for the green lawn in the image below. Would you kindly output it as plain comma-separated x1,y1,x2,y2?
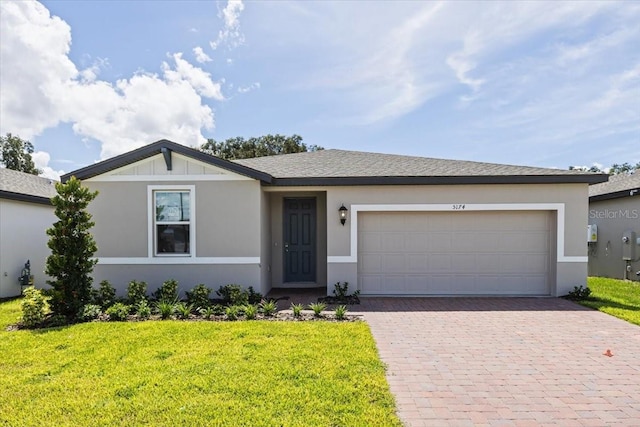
580,277,640,326
0,299,401,426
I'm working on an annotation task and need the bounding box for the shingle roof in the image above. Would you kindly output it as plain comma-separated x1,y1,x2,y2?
235,149,607,185
589,172,640,201
60,140,608,186
0,167,57,205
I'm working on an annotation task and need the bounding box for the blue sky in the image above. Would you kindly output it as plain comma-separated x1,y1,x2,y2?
1,1,638,179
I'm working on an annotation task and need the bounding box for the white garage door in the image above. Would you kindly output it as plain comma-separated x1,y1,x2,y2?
358,211,552,296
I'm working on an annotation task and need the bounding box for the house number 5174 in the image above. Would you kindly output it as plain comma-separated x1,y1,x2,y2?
452,204,466,210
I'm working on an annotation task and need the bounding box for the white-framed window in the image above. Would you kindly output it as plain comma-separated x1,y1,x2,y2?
148,185,195,257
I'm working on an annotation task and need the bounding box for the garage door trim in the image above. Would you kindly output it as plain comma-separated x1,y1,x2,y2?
327,203,585,264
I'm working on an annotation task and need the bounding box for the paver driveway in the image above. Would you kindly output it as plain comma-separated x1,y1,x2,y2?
357,298,640,427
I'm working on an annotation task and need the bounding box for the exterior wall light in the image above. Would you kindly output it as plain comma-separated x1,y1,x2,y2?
339,204,348,226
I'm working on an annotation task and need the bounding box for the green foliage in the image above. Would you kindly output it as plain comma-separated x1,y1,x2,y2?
211,304,225,316
105,303,130,321
135,300,152,319
45,176,98,319
174,302,193,319
216,284,249,306
201,134,323,160
199,306,215,320
79,304,102,321
291,303,304,318
91,280,116,309
156,300,175,320
20,287,49,327
0,133,40,174
225,305,241,321
247,286,263,305
127,280,148,306
152,279,178,302
0,300,402,426
565,285,592,301
259,300,277,316
333,282,351,299
244,304,258,320
186,284,211,309
579,277,640,325
334,305,348,320
309,302,327,317
569,162,640,175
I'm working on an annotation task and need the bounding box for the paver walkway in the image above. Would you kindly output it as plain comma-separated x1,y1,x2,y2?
355,298,640,427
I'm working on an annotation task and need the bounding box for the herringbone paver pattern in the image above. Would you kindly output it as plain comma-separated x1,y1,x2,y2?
355,298,640,427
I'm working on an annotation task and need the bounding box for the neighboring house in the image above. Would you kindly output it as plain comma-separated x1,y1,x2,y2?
588,173,640,281
0,168,57,298
63,140,606,297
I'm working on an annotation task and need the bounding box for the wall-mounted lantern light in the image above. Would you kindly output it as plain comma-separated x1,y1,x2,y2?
339,204,348,226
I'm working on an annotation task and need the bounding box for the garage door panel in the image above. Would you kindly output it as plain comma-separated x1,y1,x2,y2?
360,233,382,252
358,211,551,296
429,254,453,272
360,254,383,273
383,254,406,272
428,233,452,251
407,254,429,272
405,234,429,251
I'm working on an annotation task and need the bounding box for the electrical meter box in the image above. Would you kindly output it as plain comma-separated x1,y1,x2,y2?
622,230,637,261
587,225,598,243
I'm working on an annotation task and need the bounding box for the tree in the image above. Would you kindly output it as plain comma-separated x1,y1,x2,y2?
0,133,41,174
569,162,640,175
609,162,640,175
201,134,323,160
45,177,99,319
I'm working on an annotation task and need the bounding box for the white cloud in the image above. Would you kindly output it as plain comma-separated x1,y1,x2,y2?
0,1,223,161
32,151,64,180
162,53,224,100
210,0,245,50
237,82,260,93
193,46,212,63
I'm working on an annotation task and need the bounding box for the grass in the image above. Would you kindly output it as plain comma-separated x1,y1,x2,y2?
0,299,401,426
579,277,640,326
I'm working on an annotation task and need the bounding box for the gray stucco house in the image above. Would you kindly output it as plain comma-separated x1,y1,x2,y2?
63,140,607,297
0,168,57,298
588,173,640,281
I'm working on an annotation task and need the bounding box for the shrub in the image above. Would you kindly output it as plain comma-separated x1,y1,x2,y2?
199,306,215,320
136,300,152,319
152,279,178,302
92,280,116,309
106,303,130,321
244,304,258,320
333,282,350,300
45,177,98,319
20,287,49,327
175,302,193,319
211,304,225,316
79,304,102,321
566,285,592,301
216,284,249,306
247,286,263,305
186,284,212,309
225,305,241,321
127,280,148,305
156,300,175,319
291,303,304,318
308,302,327,317
259,299,277,316
334,305,348,320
